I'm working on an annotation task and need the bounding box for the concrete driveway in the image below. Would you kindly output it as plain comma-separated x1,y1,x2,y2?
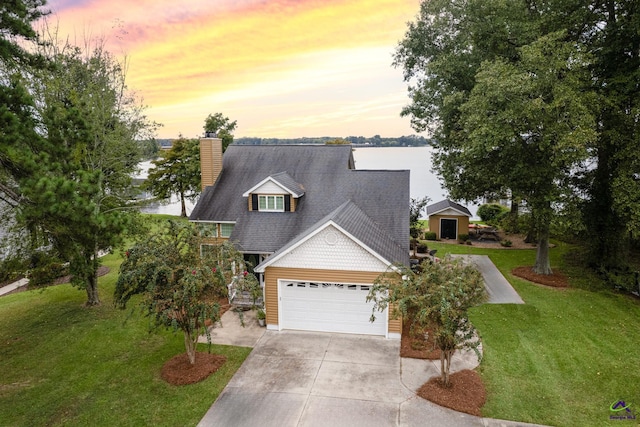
198,331,491,427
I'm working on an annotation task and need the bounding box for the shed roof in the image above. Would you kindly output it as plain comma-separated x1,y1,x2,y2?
426,199,472,217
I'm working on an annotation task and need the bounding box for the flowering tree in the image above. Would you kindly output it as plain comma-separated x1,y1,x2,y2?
114,220,258,364
368,257,486,386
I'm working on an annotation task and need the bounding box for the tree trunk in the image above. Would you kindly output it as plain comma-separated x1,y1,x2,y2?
508,198,519,233
440,349,453,387
184,330,196,365
85,272,101,306
180,191,187,218
533,219,552,275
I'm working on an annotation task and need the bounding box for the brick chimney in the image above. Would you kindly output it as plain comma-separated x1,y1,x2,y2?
199,136,223,190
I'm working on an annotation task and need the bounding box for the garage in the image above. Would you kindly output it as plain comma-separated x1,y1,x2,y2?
279,280,387,336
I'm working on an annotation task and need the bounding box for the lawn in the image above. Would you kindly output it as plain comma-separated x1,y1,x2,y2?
429,240,640,427
0,252,251,427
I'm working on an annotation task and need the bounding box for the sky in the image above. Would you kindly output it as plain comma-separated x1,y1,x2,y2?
42,0,423,139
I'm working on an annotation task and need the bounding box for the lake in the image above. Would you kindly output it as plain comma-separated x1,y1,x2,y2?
139,146,479,217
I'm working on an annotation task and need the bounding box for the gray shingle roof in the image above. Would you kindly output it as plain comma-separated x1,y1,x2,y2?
266,172,305,197
190,144,409,265
426,199,472,217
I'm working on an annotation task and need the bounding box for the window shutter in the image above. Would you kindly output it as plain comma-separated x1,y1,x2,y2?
251,194,258,211
284,195,291,212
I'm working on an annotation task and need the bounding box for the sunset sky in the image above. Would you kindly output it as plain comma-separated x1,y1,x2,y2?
42,0,422,139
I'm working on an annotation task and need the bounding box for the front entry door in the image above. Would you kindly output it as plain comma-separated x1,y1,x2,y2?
440,218,458,240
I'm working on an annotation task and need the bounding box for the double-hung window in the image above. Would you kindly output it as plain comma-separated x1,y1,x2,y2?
220,223,234,238
258,195,284,212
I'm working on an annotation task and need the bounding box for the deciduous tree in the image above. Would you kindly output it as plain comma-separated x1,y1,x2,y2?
368,258,486,386
114,220,258,365
410,197,429,256
203,112,237,152
143,137,200,217
394,1,597,275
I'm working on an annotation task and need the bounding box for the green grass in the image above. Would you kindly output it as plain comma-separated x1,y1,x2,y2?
430,241,640,427
0,252,251,427
3,231,639,426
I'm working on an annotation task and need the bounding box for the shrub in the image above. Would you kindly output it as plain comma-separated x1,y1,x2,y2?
477,203,508,222
417,242,429,253
500,240,513,248
0,256,29,284
424,231,437,240
29,262,69,287
458,233,470,242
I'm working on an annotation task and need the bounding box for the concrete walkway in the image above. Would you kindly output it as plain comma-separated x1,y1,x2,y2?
0,278,29,297
451,254,524,304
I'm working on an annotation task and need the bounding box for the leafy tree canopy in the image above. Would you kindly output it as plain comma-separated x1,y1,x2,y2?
394,1,599,274
368,258,486,386
143,136,200,217
3,32,157,305
203,112,237,152
115,220,259,364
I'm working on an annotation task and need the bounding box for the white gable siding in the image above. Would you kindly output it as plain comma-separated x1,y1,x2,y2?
254,180,288,195
269,225,389,272
437,207,468,216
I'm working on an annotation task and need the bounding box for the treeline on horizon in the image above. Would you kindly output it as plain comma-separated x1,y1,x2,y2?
233,134,431,146
140,135,432,159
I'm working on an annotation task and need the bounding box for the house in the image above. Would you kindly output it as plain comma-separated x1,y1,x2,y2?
190,137,409,338
426,199,472,240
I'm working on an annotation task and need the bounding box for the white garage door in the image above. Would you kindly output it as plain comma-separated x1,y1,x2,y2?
279,281,387,336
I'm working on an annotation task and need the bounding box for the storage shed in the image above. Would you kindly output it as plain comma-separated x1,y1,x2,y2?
426,199,472,240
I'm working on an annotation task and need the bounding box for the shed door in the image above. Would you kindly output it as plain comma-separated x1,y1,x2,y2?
279,281,386,336
440,218,458,239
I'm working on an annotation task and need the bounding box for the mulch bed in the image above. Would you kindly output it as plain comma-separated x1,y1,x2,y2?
400,321,440,360
161,351,227,386
417,370,487,416
406,320,486,416
414,264,567,416
51,265,111,286
512,266,569,288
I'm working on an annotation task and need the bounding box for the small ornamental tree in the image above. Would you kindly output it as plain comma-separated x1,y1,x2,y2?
114,220,258,364
143,137,201,217
368,257,487,386
410,197,429,256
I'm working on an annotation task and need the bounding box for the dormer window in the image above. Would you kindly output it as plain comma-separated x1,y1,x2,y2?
244,172,304,213
259,195,284,212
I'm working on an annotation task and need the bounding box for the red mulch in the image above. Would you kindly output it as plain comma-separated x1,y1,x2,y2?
51,265,111,286
512,266,569,288
417,370,487,416
161,351,227,386
406,320,486,416
400,321,440,360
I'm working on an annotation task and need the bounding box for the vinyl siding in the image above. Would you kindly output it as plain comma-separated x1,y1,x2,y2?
264,266,401,335
429,215,469,240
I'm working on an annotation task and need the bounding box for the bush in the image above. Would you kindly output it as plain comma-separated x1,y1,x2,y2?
0,256,29,284
500,240,513,248
29,262,69,287
477,203,509,222
417,242,429,253
424,231,437,240
458,233,470,242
